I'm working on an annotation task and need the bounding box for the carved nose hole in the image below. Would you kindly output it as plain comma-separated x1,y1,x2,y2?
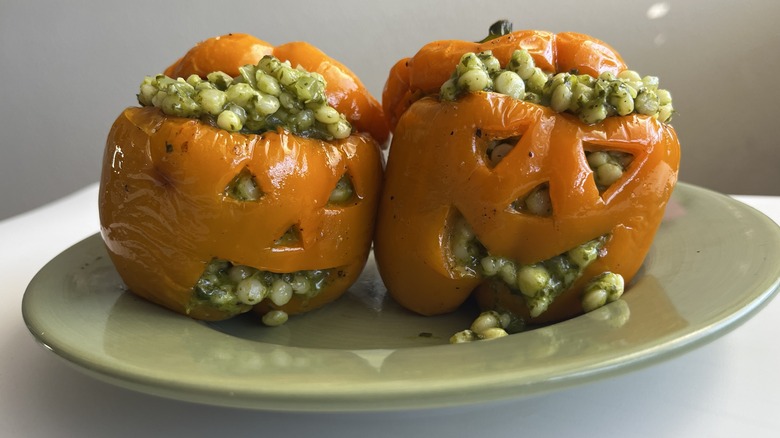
225,167,263,201
327,174,355,205
511,182,552,217
273,224,303,250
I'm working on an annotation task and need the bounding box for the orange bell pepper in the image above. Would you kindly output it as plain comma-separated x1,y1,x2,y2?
99,34,385,321
375,27,680,324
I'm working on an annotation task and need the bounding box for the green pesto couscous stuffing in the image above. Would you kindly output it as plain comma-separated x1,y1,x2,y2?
448,217,630,342
137,55,352,141
190,258,332,326
440,49,674,125
450,309,526,343
450,217,610,318
581,271,625,312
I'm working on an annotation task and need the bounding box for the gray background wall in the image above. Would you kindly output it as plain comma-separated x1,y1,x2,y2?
1,0,778,220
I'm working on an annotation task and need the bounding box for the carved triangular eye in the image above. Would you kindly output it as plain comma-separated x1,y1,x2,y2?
511,183,552,217
274,224,302,248
225,167,262,201
485,136,521,167
585,150,634,194
327,174,355,205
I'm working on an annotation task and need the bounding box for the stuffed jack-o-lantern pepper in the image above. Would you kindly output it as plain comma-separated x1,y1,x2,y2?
375,22,680,340
99,34,386,324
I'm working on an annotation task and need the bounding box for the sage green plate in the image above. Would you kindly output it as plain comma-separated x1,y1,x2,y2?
22,183,780,412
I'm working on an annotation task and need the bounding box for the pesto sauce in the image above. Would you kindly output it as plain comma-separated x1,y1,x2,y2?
137,55,352,141
191,258,331,313
440,49,674,124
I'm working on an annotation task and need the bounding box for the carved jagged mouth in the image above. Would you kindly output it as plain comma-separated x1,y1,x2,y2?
448,215,609,317
191,258,334,321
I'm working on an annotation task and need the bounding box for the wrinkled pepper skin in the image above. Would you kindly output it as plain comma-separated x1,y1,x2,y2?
375,31,680,324
99,35,386,321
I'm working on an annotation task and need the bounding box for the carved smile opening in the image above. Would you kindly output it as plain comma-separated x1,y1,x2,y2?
449,214,609,317
191,259,334,324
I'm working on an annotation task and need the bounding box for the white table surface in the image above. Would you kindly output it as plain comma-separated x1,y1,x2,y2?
3,183,779,438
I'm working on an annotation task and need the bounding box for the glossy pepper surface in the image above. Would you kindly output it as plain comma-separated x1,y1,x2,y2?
99,34,386,321
375,29,680,323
